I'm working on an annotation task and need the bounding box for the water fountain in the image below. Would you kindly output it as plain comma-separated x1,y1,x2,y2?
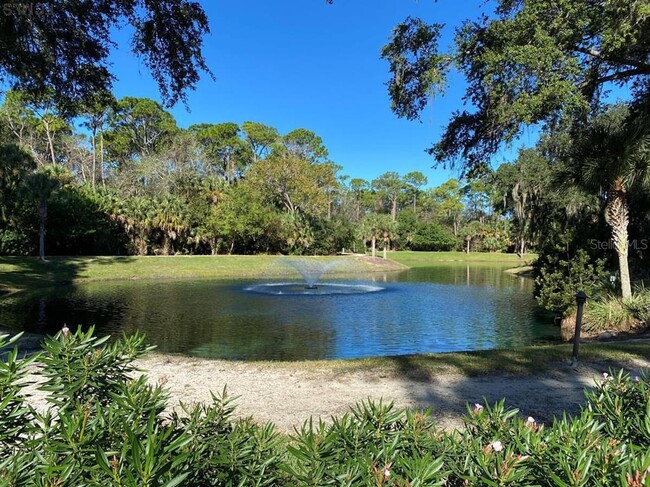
283,259,339,289
244,257,384,295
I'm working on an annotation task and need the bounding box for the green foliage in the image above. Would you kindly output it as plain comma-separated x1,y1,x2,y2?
173,391,286,486
383,0,650,173
1,330,650,485
534,248,609,315
38,326,153,408
0,0,210,108
583,296,639,334
623,288,650,326
410,223,457,252
581,288,650,334
585,369,650,447
285,400,447,486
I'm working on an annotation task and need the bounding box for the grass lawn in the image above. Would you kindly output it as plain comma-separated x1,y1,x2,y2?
319,340,648,377
388,250,537,267
0,251,535,294
0,254,407,294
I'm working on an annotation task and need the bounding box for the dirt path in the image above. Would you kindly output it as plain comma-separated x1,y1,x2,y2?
136,354,650,432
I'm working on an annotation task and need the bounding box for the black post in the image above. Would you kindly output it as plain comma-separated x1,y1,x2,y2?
571,291,588,366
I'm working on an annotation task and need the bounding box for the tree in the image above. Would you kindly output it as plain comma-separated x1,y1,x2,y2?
244,150,336,220
493,149,551,256
0,143,34,223
461,175,494,224
0,0,211,110
358,214,380,258
382,1,650,175
24,165,71,261
79,91,116,188
105,97,179,168
190,123,252,184
403,171,428,212
348,178,371,222
372,171,405,222
281,129,328,163
241,121,280,162
567,105,650,299
430,179,464,236
1,90,70,167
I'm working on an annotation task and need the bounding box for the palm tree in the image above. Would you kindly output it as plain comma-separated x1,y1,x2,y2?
358,214,380,257
24,165,69,261
570,105,650,299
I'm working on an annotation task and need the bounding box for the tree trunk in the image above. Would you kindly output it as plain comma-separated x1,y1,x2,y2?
465,237,470,254
43,120,57,166
371,237,376,258
38,199,47,261
91,126,97,190
383,241,387,260
391,197,397,222
99,127,105,187
161,235,171,255
607,187,632,299
518,238,526,258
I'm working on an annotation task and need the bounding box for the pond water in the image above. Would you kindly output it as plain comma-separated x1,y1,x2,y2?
0,265,558,360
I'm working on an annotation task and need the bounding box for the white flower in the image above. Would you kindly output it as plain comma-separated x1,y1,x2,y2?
490,440,503,452
473,403,484,413
383,468,391,478
61,326,70,337
526,416,535,424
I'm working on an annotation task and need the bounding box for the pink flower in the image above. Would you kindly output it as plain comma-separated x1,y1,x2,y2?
61,326,70,337
490,440,503,452
473,403,484,413
383,468,391,479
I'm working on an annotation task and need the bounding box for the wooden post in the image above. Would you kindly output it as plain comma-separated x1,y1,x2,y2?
571,291,588,366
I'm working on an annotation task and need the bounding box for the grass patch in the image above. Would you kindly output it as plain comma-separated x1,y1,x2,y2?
245,341,649,379
0,255,405,294
388,251,537,268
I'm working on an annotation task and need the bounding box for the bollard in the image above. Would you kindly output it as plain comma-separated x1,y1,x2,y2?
571,291,588,366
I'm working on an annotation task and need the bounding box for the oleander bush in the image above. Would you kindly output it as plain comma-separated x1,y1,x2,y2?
1,328,649,486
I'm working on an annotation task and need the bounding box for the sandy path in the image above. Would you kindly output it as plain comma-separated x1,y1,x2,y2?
136,354,650,432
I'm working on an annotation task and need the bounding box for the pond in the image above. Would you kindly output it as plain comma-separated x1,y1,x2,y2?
0,264,558,360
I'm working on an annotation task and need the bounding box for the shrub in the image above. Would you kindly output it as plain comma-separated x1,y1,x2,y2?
534,248,609,315
583,295,639,334
624,288,650,326
579,289,650,335
1,328,650,486
285,400,447,486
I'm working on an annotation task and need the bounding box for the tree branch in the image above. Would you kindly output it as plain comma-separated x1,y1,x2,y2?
592,68,650,85
574,47,650,73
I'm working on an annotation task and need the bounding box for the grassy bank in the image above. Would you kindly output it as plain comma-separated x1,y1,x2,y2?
244,340,649,378
0,254,406,294
388,250,536,267
0,251,533,295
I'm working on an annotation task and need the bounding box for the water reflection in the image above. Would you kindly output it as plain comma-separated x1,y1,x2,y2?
0,265,558,360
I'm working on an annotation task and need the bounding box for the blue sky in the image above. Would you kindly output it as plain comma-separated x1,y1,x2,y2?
108,0,535,187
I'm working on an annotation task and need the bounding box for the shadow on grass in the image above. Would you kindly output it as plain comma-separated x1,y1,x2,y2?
0,256,136,292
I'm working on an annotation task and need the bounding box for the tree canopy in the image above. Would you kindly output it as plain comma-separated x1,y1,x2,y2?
0,0,211,110
382,0,650,174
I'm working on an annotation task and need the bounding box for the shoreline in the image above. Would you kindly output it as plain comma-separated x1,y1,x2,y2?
135,352,650,432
